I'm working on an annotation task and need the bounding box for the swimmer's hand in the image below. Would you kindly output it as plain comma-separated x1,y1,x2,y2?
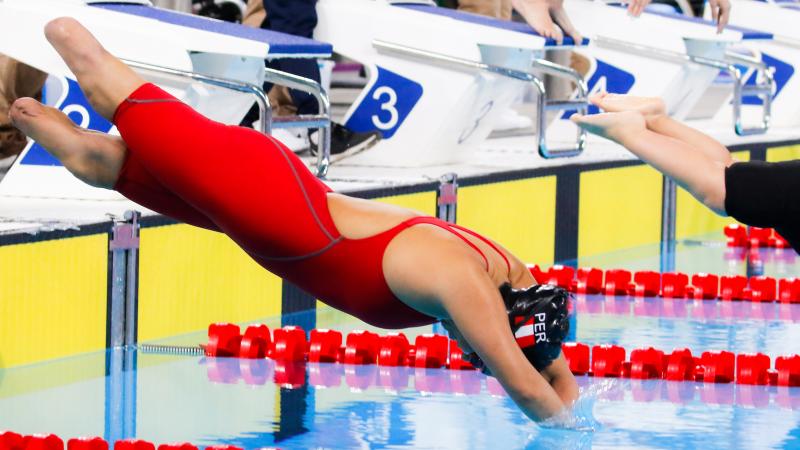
708,0,731,33
570,111,647,144
538,384,604,432
588,92,666,121
623,0,651,17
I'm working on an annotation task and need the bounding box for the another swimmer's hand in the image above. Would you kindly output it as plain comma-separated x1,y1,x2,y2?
625,0,651,17
708,0,730,33
589,92,666,120
570,111,647,144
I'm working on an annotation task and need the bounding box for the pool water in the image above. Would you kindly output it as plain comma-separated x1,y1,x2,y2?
2,237,800,449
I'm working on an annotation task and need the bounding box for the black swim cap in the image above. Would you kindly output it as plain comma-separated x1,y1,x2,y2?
466,283,570,373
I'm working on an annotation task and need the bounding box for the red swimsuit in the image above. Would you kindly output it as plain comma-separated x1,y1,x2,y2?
113,83,509,329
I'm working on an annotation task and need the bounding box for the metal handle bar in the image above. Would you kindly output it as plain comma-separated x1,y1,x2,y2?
121,59,332,178
593,36,773,136
373,39,588,159
264,67,332,177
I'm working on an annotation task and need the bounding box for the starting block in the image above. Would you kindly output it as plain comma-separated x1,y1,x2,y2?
0,0,334,204
315,0,590,167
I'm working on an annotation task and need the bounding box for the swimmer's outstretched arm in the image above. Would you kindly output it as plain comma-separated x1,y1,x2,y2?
571,100,730,215
385,239,571,421
590,92,734,166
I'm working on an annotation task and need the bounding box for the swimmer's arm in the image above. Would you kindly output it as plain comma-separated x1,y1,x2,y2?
540,354,579,405
438,264,567,421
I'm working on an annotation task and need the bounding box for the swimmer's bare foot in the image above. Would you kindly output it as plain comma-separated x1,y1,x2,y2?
10,97,126,188
512,0,564,44
570,111,646,144
589,93,666,120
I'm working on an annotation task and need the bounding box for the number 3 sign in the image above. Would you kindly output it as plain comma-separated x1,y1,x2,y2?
345,66,423,139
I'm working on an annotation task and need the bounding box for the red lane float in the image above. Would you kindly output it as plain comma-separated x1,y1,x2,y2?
308,329,342,363
591,345,626,378
114,441,154,450
665,349,694,381
157,444,197,450
272,326,307,362
536,263,800,305
343,330,380,365
630,271,660,297
67,438,107,450
377,333,410,367
572,268,603,295
239,325,271,359
603,270,632,296
725,224,793,249
688,273,719,300
205,323,242,357
414,334,449,368
562,343,590,375
700,351,736,384
720,275,748,301
630,347,666,380
661,272,689,298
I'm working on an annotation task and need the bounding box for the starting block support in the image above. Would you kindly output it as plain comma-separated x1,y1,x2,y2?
108,210,141,349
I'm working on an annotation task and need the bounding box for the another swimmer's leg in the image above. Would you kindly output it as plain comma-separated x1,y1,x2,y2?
44,17,144,120
9,97,125,188
572,111,728,215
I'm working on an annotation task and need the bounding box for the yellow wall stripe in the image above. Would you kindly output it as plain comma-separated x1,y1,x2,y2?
373,191,437,216
138,224,282,342
0,353,105,399
767,144,800,162
675,150,749,239
458,177,557,265
578,165,663,257
0,234,107,368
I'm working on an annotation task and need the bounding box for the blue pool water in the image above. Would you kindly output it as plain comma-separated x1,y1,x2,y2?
2,238,800,449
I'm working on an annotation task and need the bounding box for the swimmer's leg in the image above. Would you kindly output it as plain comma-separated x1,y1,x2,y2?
10,97,220,230
10,97,125,188
572,111,729,215
43,17,145,120
42,18,335,256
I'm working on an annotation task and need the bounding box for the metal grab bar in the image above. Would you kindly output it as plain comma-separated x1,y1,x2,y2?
532,57,589,158
264,67,332,178
372,39,588,159
593,36,774,136
120,59,333,178
122,58,271,134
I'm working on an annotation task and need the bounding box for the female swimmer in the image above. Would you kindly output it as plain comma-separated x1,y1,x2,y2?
10,17,577,422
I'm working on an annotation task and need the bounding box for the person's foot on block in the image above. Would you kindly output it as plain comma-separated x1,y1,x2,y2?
271,127,310,153
310,123,382,163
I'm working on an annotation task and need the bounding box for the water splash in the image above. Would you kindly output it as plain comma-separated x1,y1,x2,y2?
538,379,619,432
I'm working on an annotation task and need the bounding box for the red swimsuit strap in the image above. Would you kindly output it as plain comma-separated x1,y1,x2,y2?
448,223,512,273
400,217,511,273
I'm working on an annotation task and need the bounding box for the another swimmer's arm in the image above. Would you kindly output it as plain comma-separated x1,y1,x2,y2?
438,265,566,421
574,114,729,215
618,128,729,214
645,113,734,167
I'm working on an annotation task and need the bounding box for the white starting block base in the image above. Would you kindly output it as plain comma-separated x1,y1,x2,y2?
2,119,798,236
